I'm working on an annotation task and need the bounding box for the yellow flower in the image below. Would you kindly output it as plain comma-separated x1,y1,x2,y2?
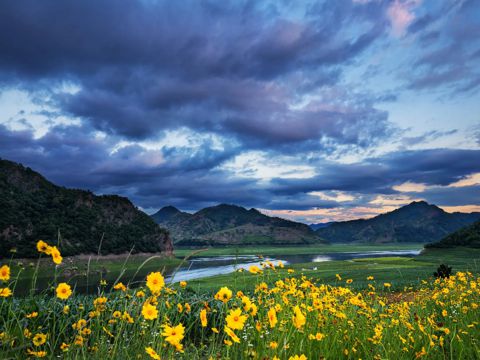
211,327,219,334
33,333,47,346
56,283,72,300
26,312,38,318
0,287,12,297
248,265,262,274
367,276,374,280
292,305,306,329
225,308,247,330
180,281,187,288
336,274,342,281
346,279,353,284
60,342,69,351
0,265,10,281
145,347,161,360
309,332,325,341
268,307,277,328
50,246,62,265
122,311,134,324
384,283,392,288
142,302,158,320
269,341,278,349
146,272,165,294
289,355,307,360
113,282,127,291
112,311,121,319
74,335,84,346
200,309,208,327
214,287,232,303
27,349,48,358
36,240,51,254
161,323,185,346
93,297,107,311
249,303,258,316
224,326,240,343
442,309,448,317
136,290,145,298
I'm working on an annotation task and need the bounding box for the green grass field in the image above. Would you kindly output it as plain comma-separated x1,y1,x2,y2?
184,247,480,294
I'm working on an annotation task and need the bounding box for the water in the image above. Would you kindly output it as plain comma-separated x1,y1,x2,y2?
17,249,421,295
167,249,422,283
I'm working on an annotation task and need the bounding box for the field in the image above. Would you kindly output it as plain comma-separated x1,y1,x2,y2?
0,243,479,359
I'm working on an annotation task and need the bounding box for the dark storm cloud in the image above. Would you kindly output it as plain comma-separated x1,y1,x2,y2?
407,185,480,207
1,123,479,212
270,149,480,196
0,0,394,150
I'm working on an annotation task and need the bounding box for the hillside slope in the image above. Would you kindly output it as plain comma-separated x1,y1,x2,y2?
316,201,480,244
152,204,325,245
0,159,173,258
426,220,480,248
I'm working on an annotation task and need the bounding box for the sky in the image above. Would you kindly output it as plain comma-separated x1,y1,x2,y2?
0,0,479,224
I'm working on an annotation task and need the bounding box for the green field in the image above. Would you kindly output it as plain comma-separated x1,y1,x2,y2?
184,247,480,293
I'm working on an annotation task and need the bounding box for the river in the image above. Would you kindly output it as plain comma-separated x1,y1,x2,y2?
166,249,422,283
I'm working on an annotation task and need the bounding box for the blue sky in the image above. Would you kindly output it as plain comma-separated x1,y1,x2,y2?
0,0,479,223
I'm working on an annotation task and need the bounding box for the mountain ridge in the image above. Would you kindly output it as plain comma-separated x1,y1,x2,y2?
152,203,325,246
426,220,480,248
0,159,173,258
315,201,480,244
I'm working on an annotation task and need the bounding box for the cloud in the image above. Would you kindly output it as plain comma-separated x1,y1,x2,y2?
0,0,395,154
387,0,421,37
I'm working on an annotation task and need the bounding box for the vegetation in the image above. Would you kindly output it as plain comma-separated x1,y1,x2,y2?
434,264,453,279
0,159,172,258
0,242,479,359
152,204,324,246
316,201,480,244
426,220,480,248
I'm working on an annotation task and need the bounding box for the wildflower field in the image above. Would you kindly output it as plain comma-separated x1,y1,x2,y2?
0,241,479,359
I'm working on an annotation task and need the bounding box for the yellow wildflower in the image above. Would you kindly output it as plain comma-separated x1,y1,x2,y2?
214,287,232,303
56,283,72,300
32,333,47,346
145,347,161,360
146,272,165,294
200,309,207,327
0,265,10,281
225,308,247,330
142,302,158,320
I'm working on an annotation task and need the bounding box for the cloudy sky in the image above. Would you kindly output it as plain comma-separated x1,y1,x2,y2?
1,0,479,223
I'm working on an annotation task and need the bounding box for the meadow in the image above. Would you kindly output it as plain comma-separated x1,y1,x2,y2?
0,242,479,359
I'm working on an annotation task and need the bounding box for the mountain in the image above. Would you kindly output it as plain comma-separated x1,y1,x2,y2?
152,203,325,246
151,206,192,224
316,201,480,244
426,220,480,248
309,222,335,231
0,159,173,258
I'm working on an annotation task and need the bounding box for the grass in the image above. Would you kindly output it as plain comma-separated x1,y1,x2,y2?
185,248,480,294
0,244,479,359
10,254,182,296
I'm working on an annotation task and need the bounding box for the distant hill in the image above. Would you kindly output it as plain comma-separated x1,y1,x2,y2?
151,206,192,224
316,201,480,244
309,222,335,231
0,159,173,258
152,204,325,246
426,220,480,248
